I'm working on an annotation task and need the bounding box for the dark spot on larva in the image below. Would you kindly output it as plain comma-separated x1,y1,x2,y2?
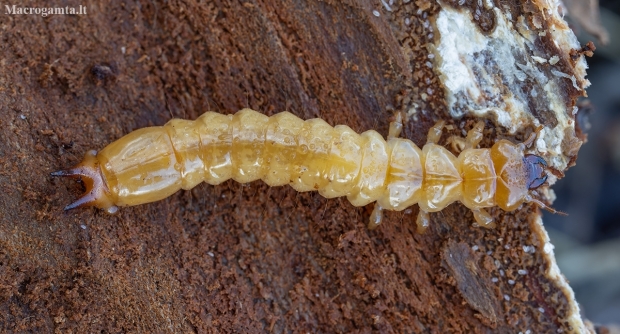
442,240,501,327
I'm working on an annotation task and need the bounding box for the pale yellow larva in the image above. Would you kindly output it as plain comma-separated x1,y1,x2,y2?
52,109,558,231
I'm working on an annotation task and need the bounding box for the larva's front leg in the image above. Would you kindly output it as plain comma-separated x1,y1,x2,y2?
451,121,498,228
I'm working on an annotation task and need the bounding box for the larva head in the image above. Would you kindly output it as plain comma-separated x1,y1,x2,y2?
522,154,567,215
524,154,548,189
491,140,549,211
51,150,118,214
491,139,566,216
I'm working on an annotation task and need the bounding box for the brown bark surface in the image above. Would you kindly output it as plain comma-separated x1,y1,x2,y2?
0,0,587,333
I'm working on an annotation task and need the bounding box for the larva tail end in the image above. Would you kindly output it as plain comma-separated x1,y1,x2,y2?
52,150,118,214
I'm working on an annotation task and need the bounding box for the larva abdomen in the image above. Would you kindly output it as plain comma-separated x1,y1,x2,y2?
101,109,399,208
221,110,364,196
217,109,396,206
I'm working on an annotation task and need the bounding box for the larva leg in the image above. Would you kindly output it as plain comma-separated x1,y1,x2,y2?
517,125,543,151
368,203,384,230
388,111,404,139
472,208,495,228
464,121,485,149
426,120,445,144
416,210,430,233
449,121,485,152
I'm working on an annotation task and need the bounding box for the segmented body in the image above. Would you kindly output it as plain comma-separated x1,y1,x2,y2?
54,109,550,231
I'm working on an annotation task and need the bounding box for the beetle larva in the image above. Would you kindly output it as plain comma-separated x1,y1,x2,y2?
52,108,558,231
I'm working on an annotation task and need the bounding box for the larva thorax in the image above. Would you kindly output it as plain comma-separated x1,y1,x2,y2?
53,109,552,230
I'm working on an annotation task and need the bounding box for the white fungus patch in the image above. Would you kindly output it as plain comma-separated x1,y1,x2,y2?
432,4,588,172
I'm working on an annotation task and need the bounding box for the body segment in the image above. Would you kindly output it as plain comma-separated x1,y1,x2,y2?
53,109,551,230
